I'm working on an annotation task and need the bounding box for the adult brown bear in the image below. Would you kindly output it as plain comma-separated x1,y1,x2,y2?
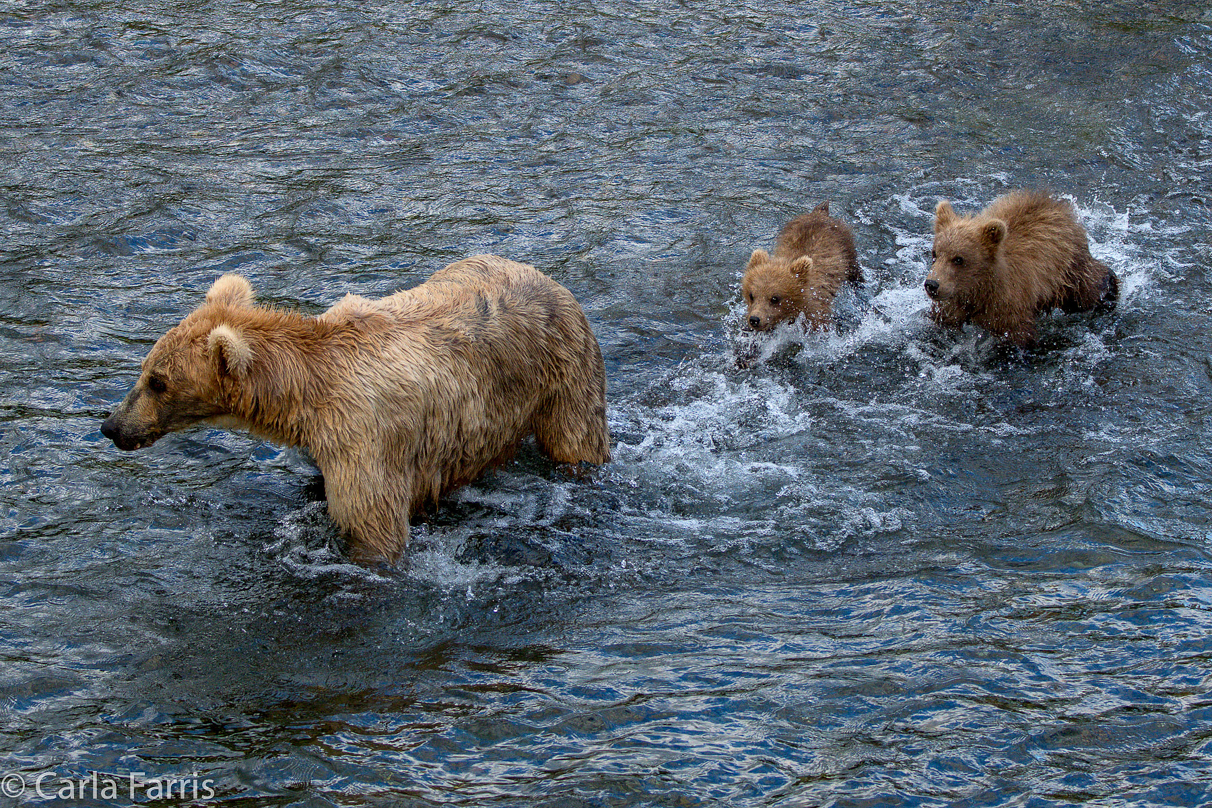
101,255,611,564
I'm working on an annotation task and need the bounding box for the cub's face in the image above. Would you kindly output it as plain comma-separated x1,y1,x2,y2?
741,249,815,331
924,236,979,303
924,200,1006,306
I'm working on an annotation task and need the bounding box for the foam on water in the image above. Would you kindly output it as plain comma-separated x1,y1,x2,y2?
604,354,919,557
267,501,392,584
267,487,575,597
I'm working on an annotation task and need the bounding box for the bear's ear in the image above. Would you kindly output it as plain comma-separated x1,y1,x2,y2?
790,256,815,279
207,324,253,378
981,219,1008,250
206,274,254,308
934,200,956,233
811,201,830,216
746,249,770,270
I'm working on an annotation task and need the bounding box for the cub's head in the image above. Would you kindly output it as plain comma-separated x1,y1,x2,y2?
740,250,818,332
924,200,1006,307
100,274,256,451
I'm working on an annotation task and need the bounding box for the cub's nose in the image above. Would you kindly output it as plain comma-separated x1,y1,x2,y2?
924,279,940,298
748,315,761,329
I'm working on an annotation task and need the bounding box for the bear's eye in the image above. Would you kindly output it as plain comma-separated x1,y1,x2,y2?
931,250,937,260
770,295,781,305
148,376,168,395
747,293,754,303
951,255,964,267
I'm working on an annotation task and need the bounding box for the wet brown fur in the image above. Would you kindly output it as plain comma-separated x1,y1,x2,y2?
741,202,864,332
925,190,1119,347
100,255,611,565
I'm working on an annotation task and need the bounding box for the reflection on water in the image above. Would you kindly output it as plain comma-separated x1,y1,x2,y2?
2,1,1212,806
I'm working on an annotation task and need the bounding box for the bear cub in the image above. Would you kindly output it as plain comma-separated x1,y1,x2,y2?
741,202,864,332
925,190,1119,347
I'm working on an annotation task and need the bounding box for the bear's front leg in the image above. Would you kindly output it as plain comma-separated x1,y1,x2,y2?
928,303,967,330
320,458,412,565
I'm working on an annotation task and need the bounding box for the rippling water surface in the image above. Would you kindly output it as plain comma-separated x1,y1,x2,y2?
3,1,1212,806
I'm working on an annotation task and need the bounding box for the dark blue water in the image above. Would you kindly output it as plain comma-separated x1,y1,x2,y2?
3,1,1212,806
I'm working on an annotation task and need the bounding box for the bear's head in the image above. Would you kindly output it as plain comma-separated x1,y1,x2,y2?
741,251,819,332
101,274,257,451
924,200,1007,311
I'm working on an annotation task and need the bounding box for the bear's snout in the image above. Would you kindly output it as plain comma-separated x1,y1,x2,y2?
748,315,762,330
924,278,940,298
100,414,151,451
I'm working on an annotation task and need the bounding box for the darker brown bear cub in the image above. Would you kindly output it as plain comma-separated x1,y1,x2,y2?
925,190,1118,347
100,255,611,566
742,202,864,332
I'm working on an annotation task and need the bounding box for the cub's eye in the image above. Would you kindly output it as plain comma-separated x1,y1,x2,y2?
770,295,781,305
951,255,965,267
148,376,168,395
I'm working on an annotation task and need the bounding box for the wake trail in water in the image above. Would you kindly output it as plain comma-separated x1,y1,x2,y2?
271,196,1153,589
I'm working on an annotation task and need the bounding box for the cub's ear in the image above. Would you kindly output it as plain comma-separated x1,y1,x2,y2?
982,219,1008,250
790,256,815,279
746,249,770,270
207,324,253,378
206,274,254,308
934,200,957,233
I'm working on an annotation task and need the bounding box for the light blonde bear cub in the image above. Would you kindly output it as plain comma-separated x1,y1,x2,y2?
101,255,611,565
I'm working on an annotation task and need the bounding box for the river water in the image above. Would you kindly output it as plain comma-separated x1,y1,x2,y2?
3,1,1212,806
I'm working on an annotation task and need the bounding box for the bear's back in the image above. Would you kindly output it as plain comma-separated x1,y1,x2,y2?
988,191,1088,271
773,208,861,287
321,256,572,338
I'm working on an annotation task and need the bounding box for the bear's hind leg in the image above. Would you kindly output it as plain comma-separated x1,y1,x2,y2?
531,390,610,467
1095,267,1119,312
